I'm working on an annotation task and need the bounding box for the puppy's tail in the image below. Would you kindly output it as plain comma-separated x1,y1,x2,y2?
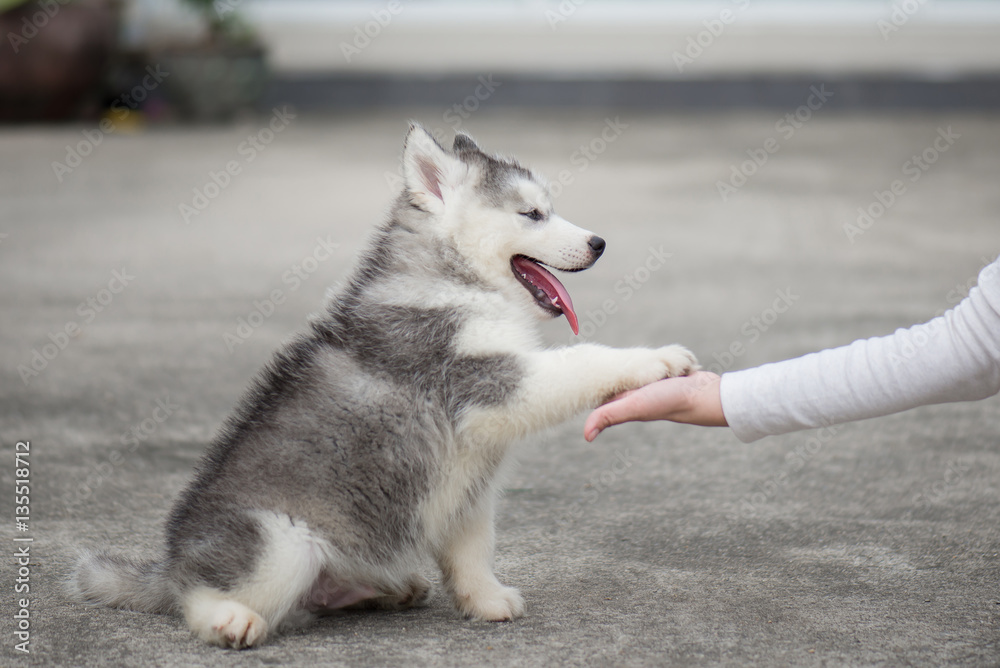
70,550,175,614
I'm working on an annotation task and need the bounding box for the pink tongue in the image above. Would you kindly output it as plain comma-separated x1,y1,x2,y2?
512,256,579,335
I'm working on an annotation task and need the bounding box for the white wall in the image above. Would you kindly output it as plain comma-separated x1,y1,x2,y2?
129,0,1000,76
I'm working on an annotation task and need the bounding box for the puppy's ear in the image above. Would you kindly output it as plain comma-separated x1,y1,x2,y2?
402,123,467,214
452,133,481,153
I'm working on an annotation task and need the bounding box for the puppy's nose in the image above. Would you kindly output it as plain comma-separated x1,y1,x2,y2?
588,235,606,258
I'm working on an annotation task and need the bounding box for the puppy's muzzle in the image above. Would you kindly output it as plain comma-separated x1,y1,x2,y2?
588,235,606,261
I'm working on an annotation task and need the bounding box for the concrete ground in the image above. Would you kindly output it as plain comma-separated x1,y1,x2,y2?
1,109,998,666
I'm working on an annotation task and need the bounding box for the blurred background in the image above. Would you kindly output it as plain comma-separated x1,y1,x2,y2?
2,0,1000,120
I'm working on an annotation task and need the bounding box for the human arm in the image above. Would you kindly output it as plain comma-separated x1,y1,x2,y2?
722,257,1000,441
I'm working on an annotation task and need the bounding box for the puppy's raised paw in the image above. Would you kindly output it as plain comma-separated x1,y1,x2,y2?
656,344,699,378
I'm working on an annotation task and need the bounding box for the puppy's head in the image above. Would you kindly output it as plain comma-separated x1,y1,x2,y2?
401,124,605,333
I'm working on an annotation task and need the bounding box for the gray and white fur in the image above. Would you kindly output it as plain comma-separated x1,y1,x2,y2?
71,125,697,648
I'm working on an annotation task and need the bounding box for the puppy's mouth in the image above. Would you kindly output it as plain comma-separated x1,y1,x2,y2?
511,255,580,335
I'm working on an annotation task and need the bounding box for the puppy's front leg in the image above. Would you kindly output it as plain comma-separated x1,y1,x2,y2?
467,343,697,441
436,493,525,622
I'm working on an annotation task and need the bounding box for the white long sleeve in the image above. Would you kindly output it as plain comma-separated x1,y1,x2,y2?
720,256,1000,443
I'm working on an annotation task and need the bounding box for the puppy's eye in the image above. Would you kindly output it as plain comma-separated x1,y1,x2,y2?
520,209,544,221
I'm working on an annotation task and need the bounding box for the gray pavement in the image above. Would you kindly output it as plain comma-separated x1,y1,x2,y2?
1,110,999,666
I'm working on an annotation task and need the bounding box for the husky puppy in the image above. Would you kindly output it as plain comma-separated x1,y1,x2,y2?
72,125,697,648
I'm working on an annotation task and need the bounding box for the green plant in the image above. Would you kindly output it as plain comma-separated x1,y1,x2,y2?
0,0,31,12
180,0,258,45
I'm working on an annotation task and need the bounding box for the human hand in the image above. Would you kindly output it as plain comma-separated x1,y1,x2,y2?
583,371,727,441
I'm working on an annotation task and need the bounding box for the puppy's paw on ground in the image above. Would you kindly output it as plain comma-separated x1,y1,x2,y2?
191,600,267,649
456,584,525,622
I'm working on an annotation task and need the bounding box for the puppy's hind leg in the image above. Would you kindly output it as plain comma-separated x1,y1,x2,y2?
348,573,433,611
179,512,329,649
381,573,432,609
